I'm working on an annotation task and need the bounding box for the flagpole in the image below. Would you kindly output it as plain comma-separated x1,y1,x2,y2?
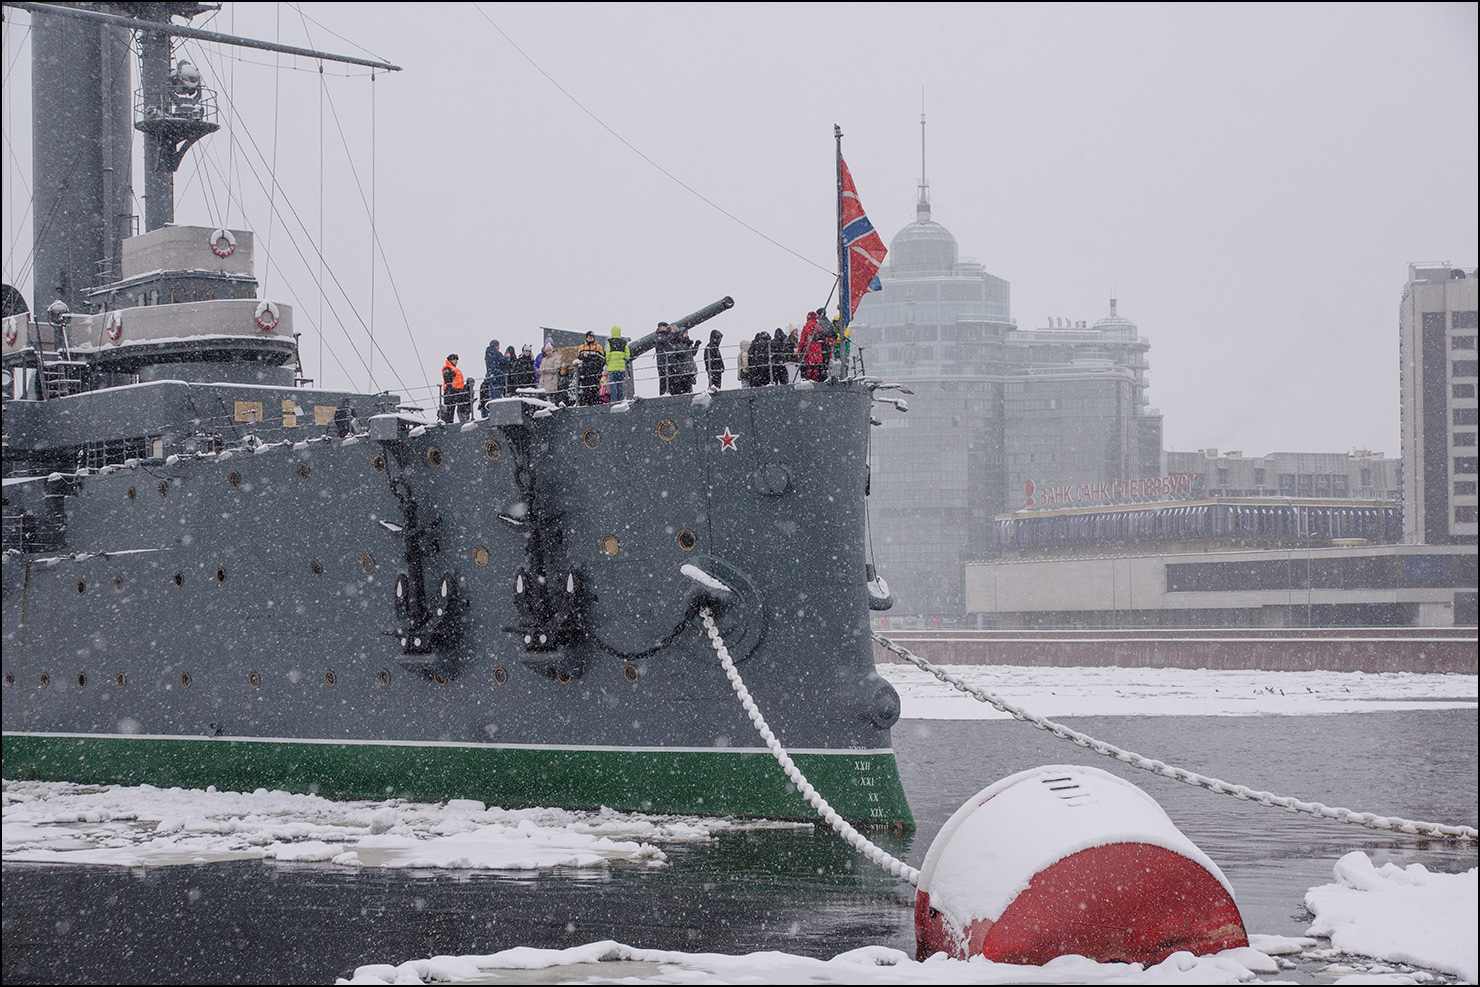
835,124,845,326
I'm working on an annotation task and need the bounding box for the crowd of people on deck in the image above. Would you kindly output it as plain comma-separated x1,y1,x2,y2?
438,309,845,422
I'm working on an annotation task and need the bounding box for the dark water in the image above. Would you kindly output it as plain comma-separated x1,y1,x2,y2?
4,710,1476,984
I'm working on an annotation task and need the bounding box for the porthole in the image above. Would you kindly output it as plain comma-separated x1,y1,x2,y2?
556,669,572,684
158,481,168,499
76,580,86,594
116,673,127,688
492,666,508,685
4,672,14,686
297,462,311,481
127,486,136,502
656,419,677,442
484,439,501,462
599,534,619,556
360,554,376,574
377,668,391,686
433,670,448,686
180,672,192,688
582,428,600,450
324,669,337,687
248,671,261,689
114,576,124,592
216,567,227,583
309,560,323,576
426,447,443,467
370,453,387,474
623,664,639,683
473,546,490,566
676,529,697,551
39,673,49,687
77,673,87,688
228,471,241,489
173,571,184,586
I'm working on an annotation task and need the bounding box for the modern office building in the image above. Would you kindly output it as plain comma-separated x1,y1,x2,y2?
1164,449,1401,502
1399,263,1477,546
850,183,1163,618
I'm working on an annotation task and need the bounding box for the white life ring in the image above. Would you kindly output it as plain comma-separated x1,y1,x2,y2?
210,228,237,258
3,320,17,346
254,300,280,332
105,311,124,341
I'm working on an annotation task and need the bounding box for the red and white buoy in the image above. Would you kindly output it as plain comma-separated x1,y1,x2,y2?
914,764,1247,966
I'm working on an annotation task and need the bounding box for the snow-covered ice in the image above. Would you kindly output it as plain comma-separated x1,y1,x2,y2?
1304,851,1478,984
337,939,1280,985
333,866,1480,986
0,782,796,870
880,663,1477,719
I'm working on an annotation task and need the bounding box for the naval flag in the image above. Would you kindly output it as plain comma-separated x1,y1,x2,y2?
838,157,887,327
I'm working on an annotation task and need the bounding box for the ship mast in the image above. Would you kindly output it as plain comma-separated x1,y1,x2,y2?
6,0,400,314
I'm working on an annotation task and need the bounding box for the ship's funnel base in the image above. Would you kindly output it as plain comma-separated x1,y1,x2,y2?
914,765,1247,966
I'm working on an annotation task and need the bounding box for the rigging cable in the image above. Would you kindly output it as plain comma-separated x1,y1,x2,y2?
312,48,430,396
191,142,358,388
319,62,324,383
201,65,411,395
470,3,833,279
369,68,375,384
262,2,281,298
291,4,428,397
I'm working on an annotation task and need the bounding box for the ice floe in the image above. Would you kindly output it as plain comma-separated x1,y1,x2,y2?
0,782,794,870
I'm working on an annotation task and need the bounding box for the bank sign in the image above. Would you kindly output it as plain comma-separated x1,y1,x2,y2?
1024,474,1197,509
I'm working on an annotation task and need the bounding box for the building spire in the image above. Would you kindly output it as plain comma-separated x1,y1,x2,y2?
917,93,931,223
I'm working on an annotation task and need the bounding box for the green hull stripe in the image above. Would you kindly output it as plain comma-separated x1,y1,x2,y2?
2,734,914,829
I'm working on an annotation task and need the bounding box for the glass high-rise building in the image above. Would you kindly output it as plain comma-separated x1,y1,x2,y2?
851,189,1163,619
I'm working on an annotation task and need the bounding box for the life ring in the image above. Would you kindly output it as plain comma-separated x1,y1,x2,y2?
210,228,237,258
2,320,16,346
105,311,123,341
254,300,280,332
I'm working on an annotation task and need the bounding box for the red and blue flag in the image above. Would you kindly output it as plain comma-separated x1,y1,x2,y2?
839,157,887,327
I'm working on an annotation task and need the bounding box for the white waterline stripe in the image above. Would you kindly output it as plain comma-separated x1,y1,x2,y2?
1,731,894,757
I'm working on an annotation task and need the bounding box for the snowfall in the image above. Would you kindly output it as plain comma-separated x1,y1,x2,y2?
4,663,1476,985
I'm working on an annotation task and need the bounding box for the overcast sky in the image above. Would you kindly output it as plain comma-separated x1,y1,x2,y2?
3,2,1476,455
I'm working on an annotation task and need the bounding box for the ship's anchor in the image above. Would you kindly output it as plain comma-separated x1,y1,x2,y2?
501,427,591,677
383,476,467,675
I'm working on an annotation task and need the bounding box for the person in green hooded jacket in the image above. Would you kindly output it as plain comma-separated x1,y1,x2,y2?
605,326,629,401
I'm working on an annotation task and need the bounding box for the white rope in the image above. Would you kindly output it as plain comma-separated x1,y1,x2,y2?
874,632,1478,844
700,608,921,885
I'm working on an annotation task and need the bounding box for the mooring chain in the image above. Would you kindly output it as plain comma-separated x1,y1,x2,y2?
873,633,1478,844
700,608,922,885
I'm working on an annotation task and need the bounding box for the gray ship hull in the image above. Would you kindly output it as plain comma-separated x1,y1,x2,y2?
2,380,912,826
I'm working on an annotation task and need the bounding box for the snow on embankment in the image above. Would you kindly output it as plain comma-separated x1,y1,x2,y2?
879,664,1478,719
1304,851,1478,984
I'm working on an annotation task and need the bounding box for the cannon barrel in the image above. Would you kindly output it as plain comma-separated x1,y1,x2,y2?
627,296,734,360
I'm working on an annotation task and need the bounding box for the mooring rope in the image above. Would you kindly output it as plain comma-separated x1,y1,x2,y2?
700,607,921,885
873,632,1478,844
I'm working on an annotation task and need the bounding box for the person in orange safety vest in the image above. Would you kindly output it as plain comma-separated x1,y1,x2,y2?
442,354,472,423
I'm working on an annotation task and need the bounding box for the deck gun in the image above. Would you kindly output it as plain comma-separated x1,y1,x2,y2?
626,296,734,361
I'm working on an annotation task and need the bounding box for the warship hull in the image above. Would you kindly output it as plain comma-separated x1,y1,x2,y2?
2,381,912,826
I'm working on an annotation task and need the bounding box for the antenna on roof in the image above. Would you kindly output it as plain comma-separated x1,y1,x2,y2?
917,90,931,222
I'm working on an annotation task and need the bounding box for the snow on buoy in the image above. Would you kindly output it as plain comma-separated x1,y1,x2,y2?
914,764,1247,966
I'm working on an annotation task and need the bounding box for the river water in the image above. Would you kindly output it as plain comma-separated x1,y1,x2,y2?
3,710,1476,984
